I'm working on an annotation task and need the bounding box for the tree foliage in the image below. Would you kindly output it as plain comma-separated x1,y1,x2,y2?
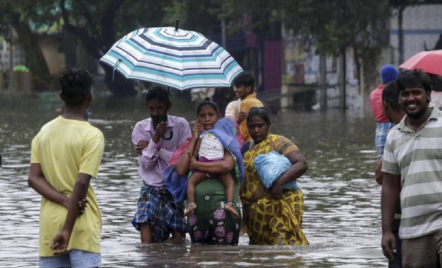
0,0,57,76
3,0,439,95
59,0,173,96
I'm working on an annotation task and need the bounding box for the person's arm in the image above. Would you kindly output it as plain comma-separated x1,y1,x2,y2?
237,111,246,124
174,120,203,176
51,133,104,255
237,100,250,124
381,173,401,261
138,141,161,169
193,138,202,158
189,150,235,174
157,119,193,164
132,122,160,169
51,173,92,255
174,137,198,176
28,163,69,208
138,121,170,168
225,101,238,120
375,158,384,185
272,150,308,200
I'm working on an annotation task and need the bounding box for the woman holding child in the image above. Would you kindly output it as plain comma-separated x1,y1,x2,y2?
241,107,309,246
173,99,243,245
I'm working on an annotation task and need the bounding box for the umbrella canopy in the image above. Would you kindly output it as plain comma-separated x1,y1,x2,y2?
99,27,243,90
399,50,442,76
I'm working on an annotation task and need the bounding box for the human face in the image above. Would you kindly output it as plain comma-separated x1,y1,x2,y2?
233,85,251,100
146,98,171,125
247,115,270,144
197,105,219,130
398,87,430,118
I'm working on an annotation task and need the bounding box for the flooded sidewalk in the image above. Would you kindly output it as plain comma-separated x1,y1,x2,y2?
0,92,385,267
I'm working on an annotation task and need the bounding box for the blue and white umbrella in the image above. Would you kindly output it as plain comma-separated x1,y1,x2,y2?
99,27,244,90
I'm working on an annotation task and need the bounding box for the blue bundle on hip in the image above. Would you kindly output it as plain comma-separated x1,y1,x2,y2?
254,151,299,191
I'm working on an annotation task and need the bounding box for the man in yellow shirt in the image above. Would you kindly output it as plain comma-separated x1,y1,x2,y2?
28,68,105,268
232,72,263,142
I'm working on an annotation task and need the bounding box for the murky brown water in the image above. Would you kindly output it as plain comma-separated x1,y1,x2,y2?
0,91,385,267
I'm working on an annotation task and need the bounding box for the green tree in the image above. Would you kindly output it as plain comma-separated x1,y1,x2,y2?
214,0,398,108
0,0,53,76
0,0,174,96
59,0,173,96
288,0,391,89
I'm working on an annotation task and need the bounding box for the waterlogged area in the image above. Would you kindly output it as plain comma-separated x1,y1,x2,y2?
0,91,385,267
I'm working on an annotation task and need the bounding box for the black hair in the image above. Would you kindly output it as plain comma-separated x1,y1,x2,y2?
196,97,219,115
382,81,401,110
247,106,271,126
233,71,255,92
396,69,432,94
59,68,94,107
145,86,170,105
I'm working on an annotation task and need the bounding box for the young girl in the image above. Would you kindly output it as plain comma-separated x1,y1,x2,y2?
184,99,239,218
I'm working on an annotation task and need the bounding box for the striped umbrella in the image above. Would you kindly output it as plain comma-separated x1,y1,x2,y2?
99,27,244,90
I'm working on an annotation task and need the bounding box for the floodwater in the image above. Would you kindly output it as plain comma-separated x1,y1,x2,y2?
0,91,386,267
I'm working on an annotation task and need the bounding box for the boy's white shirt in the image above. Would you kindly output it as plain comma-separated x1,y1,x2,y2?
225,100,241,120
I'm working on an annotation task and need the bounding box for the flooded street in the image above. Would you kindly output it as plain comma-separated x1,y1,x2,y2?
0,91,385,267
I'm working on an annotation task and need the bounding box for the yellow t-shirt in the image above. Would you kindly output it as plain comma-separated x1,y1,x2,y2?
31,116,105,257
239,93,263,142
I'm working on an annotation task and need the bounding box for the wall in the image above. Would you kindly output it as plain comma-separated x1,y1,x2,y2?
390,4,442,66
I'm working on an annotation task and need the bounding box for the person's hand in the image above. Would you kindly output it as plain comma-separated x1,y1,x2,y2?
152,122,168,142
271,181,284,200
50,230,71,255
381,231,396,261
136,140,149,155
237,111,247,123
188,152,198,170
192,120,204,138
62,197,88,214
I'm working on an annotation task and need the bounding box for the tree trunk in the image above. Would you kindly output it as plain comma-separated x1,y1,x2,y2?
61,0,136,97
11,20,50,76
63,31,77,68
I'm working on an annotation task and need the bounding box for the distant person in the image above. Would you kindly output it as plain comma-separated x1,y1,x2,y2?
230,72,263,142
370,65,399,162
212,87,236,117
381,70,442,267
183,99,239,218
225,99,241,121
131,86,191,244
374,81,405,268
427,74,442,109
28,68,105,267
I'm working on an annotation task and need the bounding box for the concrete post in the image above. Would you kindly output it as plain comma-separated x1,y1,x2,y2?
339,50,347,110
319,54,327,111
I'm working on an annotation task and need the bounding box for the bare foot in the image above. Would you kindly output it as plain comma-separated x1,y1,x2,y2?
184,203,197,216
225,203,239,218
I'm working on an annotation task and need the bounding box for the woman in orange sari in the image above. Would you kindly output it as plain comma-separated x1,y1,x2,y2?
241,107,309,245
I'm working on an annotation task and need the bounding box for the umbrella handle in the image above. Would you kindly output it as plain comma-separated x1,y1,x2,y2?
112,59,122,81
163,130,174,141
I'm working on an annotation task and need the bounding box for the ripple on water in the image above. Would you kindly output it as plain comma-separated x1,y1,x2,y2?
0,92,386,267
